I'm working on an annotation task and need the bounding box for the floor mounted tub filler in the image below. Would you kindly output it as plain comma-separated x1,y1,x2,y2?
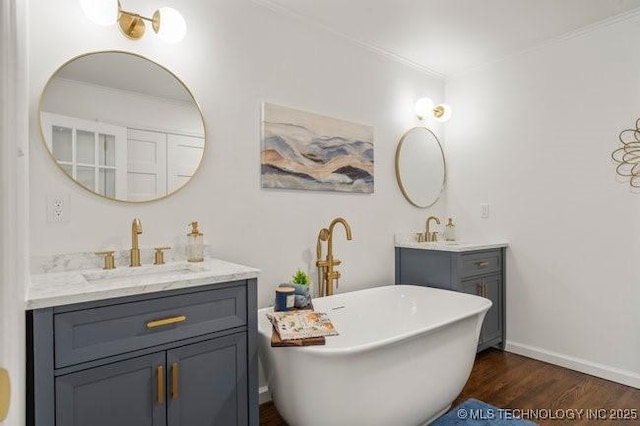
258,285,491,426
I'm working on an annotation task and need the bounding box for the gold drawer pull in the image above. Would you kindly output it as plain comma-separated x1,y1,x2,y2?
157,366,164,405
147,315,187,329
476,261,489,268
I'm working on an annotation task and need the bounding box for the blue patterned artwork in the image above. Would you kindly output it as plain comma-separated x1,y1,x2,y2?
261,103,374,193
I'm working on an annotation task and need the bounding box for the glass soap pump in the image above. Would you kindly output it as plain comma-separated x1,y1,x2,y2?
187,221,204,262
445,218,456,241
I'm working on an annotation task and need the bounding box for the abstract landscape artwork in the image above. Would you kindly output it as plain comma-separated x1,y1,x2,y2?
261,103,374,193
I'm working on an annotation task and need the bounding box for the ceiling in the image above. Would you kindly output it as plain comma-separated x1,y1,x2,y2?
263,0,640,77
56,52,193,102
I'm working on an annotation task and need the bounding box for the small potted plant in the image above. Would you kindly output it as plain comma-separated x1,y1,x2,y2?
277,268,311,308
291,269,311,286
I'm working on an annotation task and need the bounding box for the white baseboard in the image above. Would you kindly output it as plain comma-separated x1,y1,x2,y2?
259,385,271,405
505,341,640,389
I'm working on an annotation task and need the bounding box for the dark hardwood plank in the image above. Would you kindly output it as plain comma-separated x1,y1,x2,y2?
259,401,286,426
260,349,640,426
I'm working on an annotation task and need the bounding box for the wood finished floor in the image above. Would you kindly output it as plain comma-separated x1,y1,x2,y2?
259,349,640,426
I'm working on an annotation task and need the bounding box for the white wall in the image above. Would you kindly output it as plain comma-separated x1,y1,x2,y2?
29,0,445,310
445,18,640,386
1,0,29,424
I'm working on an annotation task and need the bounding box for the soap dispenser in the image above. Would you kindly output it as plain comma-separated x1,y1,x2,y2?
445,218,456,241
187,221,204,262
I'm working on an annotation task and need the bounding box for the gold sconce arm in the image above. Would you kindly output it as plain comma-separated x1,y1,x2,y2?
81,0,186,42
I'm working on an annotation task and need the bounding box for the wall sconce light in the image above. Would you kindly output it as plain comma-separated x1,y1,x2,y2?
80,0,187,43
414,97,452,122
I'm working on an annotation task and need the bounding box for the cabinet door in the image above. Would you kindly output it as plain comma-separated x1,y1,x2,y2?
56,352,167,426
460,278,486,346
480,274,503,345
461,275,503,349
167,333,248,426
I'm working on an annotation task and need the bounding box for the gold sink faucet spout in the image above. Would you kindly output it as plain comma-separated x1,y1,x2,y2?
130,218,143,267
316,217,352,297
425,216,440,242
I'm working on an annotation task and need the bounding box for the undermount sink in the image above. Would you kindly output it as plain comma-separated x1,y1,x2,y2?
81,262,210,283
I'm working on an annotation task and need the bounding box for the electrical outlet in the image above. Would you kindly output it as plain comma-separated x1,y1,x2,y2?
47,193,70,223
480,203,490,219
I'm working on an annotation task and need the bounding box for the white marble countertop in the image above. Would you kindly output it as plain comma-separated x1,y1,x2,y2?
394,234,508,252
395,241,509,252
27,258,260,310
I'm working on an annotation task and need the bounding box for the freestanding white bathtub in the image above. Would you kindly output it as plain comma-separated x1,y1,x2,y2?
258,285,491,426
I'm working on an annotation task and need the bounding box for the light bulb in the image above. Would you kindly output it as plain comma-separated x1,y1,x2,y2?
414,97,434,120
80,0,118,26
434,104,452,122
154,7,187,43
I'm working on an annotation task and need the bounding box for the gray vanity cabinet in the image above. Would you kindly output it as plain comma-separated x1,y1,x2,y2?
395,247,505,352
28,279,258,426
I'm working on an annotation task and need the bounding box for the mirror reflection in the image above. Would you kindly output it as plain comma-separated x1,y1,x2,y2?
395,127,446,208
40,51,206,202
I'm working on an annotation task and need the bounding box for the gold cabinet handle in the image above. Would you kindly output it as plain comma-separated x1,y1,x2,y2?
476,261,489,269
156,366,164,405
477,283,483,297
146,315,187,329
171,362,179,400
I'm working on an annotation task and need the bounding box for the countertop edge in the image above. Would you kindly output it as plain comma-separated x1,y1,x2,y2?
25,271,260,310
26,259,260,310
394,242,509,252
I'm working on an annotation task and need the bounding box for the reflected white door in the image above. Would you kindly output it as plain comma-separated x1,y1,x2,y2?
127,129,167,201
167,134,205,193
41,112,127,198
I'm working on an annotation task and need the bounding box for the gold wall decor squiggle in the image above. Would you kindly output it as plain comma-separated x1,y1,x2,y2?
612,118,640,188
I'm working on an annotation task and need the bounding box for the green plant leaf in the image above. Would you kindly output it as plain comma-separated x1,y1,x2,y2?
291,268,310,285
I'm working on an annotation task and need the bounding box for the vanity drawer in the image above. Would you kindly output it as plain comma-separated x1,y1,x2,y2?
460,250,501,278
53,284,246,368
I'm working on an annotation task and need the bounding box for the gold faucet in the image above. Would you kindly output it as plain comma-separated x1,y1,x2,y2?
424,216,440,242
316,217,352,297
130,218,143,267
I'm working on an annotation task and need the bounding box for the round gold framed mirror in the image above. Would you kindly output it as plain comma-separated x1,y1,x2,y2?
395,127,446,208
39,51,206,202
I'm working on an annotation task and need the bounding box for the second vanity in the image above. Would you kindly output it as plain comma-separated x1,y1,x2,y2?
26,257,260,426
395,237,508,352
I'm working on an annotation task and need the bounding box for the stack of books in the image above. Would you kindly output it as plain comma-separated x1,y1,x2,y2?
267,309,338,347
